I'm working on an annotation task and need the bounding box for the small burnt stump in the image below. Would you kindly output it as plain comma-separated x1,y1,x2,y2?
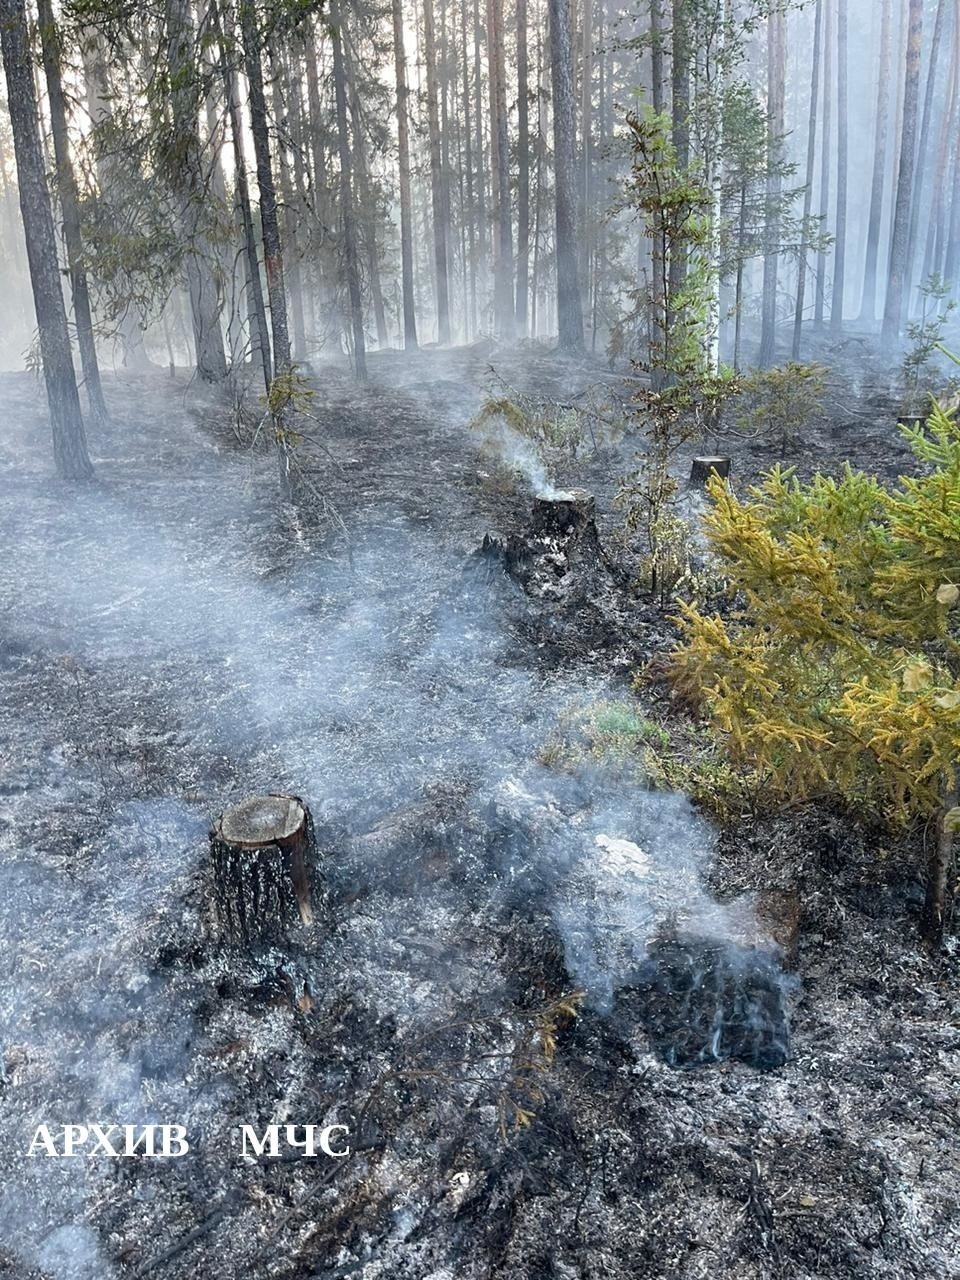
689,456,731,487
209,794,317,946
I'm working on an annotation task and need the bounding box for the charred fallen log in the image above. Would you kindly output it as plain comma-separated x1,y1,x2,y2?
209,794,317,946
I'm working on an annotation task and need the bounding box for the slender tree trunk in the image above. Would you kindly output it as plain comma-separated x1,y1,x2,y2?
239,0,297,495
329,0,367,379
516,0,530,334
0,0,92,479
548,0,585,352
831,0,848,335
759,5,785,366
36,0,108,423
907,0,948,306
393,0,419,348
650,0,663,112
345,42,388,347
668,0,689,306
859,0,892,324
423,0,451,343
460,0,477,337
815,0,833,327
487,0,515,337
473,0,487,283
924,8,958,285
213,0,271,389
80,32,152,371
165,0,228,383
882,0,924,348
579,0,593,316
793,0,823,358
269,45,308,364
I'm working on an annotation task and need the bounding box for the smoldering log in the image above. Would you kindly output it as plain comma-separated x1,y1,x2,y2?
689,456,731,486
209,794,317,945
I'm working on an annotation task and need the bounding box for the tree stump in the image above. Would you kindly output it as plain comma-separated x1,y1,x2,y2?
530,488,597,538
209,794,316,946
689,456,731,487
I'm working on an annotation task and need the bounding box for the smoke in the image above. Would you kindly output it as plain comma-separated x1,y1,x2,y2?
472,413,566,499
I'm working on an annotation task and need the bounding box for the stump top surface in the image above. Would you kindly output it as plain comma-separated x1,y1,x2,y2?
219,794,304,845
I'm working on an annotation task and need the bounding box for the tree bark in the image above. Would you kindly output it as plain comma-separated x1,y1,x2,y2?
165,0,228,383
792,0,823,358
213,0,271,389
906,0,948,308
330,0,367,379
515,0,530,334
859,0,892,324
36,0,108,424
831,0,848,335
882,0,924,348
239,0,297,496
393,0,419,348
0,0,93,480
668,0,689,307
758,5,785,367
815,0,832,328
548,0,585,352
423,0,451,343
487,0,515,338
210,794,317,946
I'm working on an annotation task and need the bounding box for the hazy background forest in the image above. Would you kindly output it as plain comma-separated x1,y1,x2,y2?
0,0,958,388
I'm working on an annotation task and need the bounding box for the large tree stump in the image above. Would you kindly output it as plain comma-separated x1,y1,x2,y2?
209,794,316,946
689,456,731,487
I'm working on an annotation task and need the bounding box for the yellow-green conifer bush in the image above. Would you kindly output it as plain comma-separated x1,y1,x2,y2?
670,400,960,942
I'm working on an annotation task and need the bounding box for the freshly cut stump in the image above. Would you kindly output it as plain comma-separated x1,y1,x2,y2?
210,794,316,945
689,456,730,487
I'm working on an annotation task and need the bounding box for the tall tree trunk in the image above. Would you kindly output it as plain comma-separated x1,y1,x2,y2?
329,0,367,379
239,0,297,496
165,0,228,383
36,0,108,423
460,0,477,337
423,0,451,343
344,40,388,347
0,0,92,479
515,0,530,333
213,0,271,389
815,0,833,327
487,0,515,337
759,5,785,367
907,0,948,306
393,0,419,348
882,0,924,349
859,0,892,324
579,0,593,316
473,0,487,282
548,0,585,351
923,7,958,285
792,0,823,358
649,0,663,112
80,32,153,371
269,45,308,364
831,0,848,335
668,0,689,306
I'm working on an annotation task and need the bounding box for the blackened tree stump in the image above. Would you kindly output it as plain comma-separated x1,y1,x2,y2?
689,456,731,487
210,794,316,945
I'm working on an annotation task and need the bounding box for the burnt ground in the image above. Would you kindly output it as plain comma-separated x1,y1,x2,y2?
0,343,958,1280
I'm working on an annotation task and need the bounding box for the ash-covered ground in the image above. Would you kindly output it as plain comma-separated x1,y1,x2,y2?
0,346,957,1280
